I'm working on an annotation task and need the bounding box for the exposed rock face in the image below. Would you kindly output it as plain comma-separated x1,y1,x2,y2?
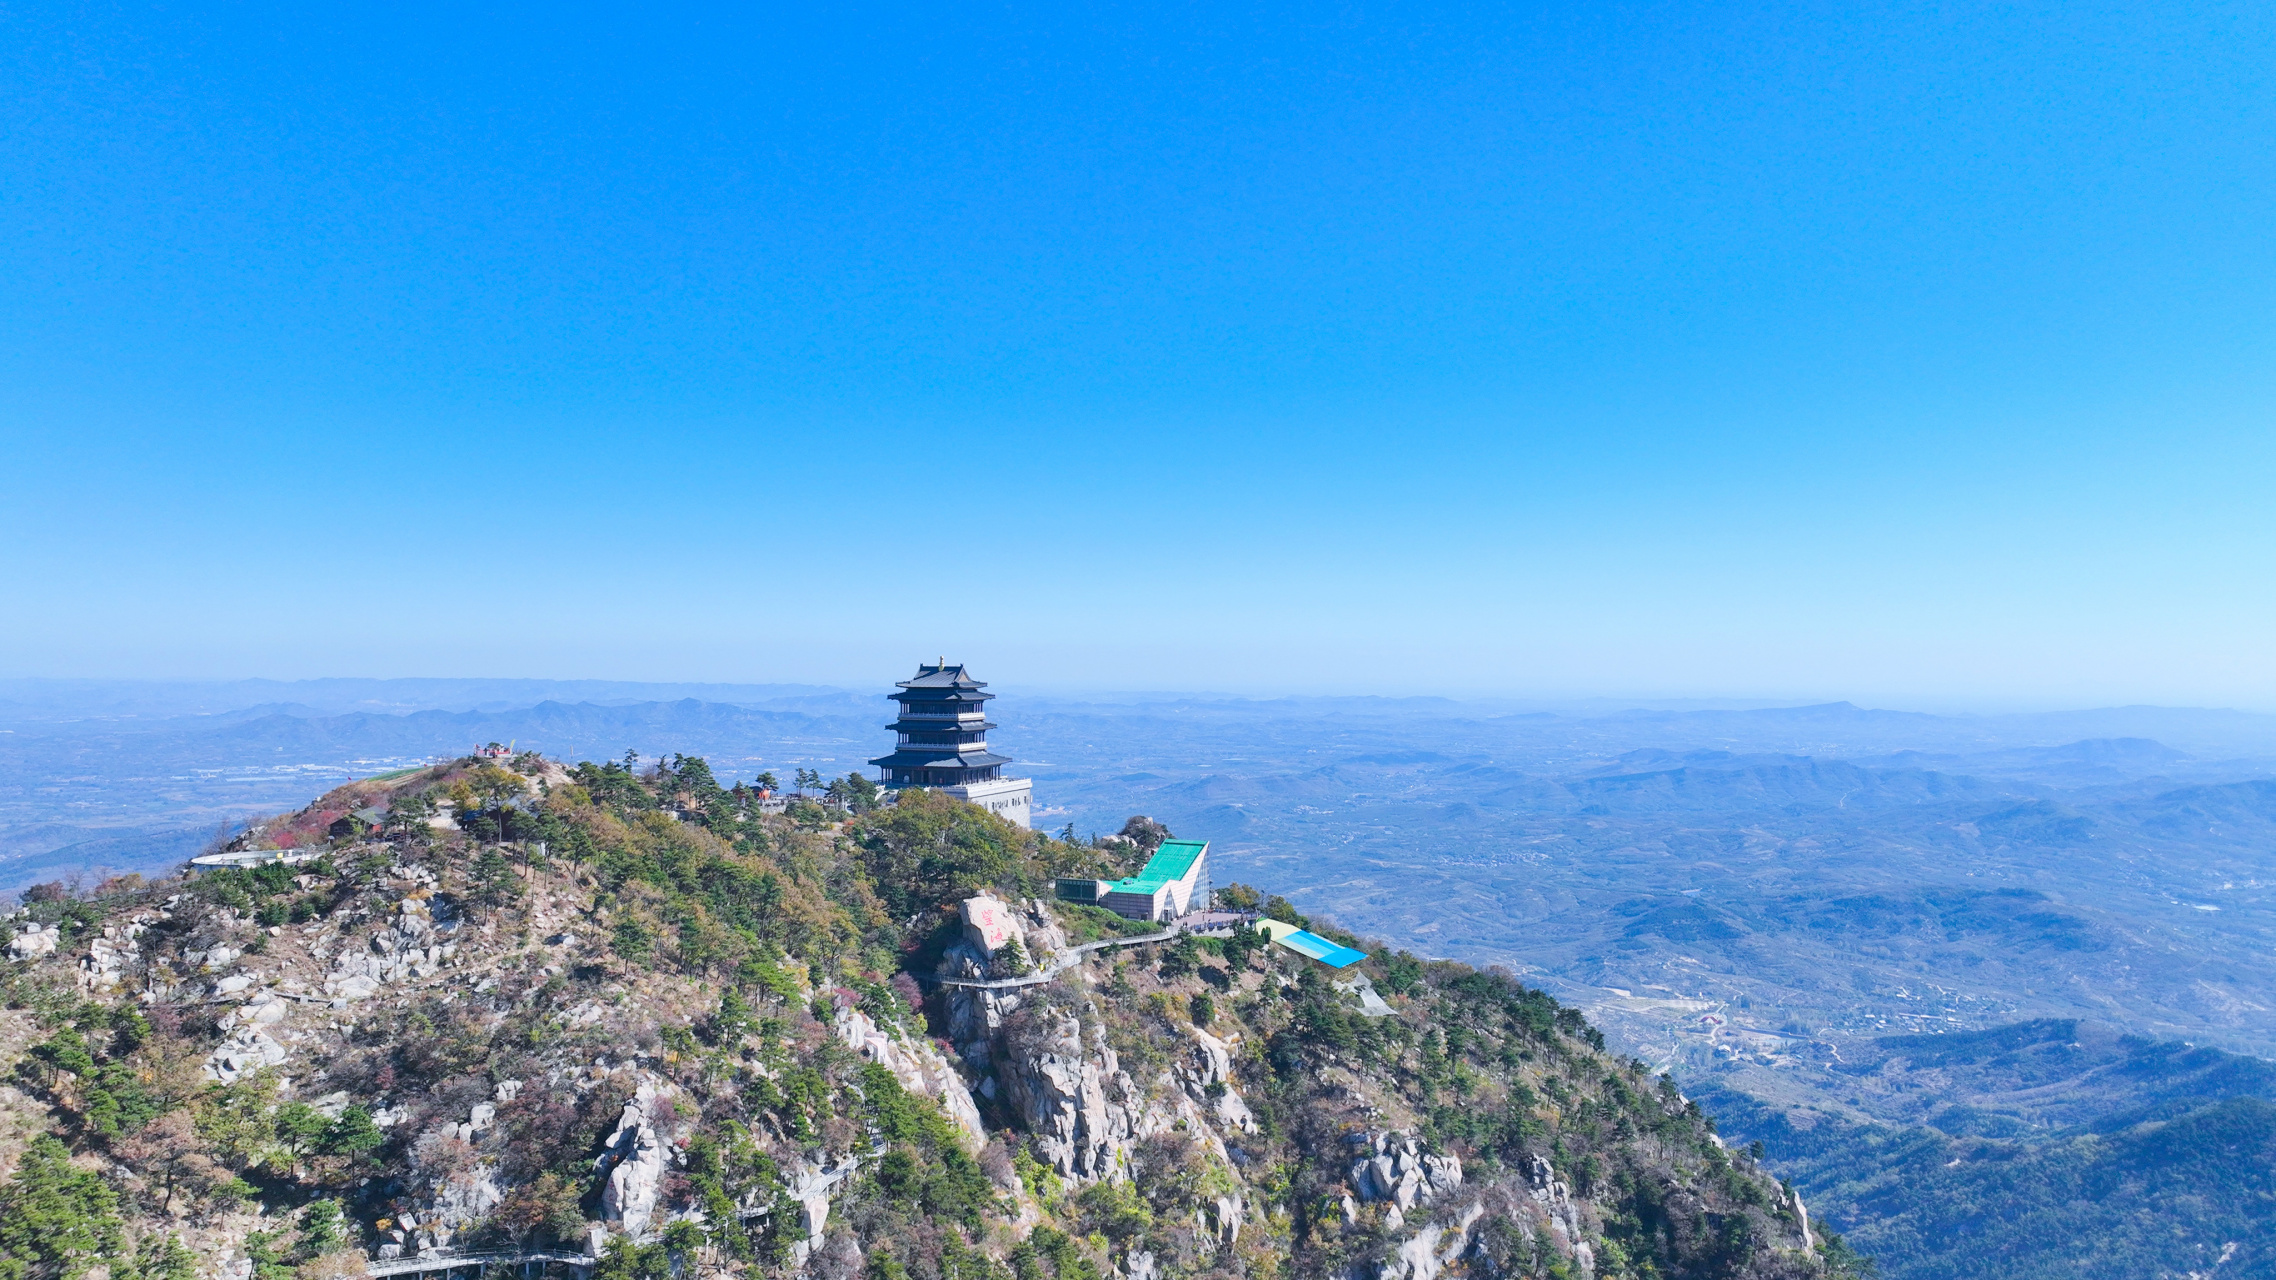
799,1193,831,1246
946,954,1019,1057
78,917,148,990
962,957,1258,1188
1347,1131,1463,1212
9,921,60,960
459,1102,497,1142
1335,973,1396,1018
182,942,241,971
204,1026,288,1082
418,1161,506,1254
1329,1132,1509,1280
1179,1027,1259,1133
833,1004,987,1148
961,895,1022,954
227,990,290,1029
1352,1170,1606,1280
326,894,458,1000
377,1090,516,1256
782,1151,867,1267
605,1123,668,1237
1520,1153,1595,1276
1377,1201,1488,1280
996,1011,1173,1181
1018,898,1068,966
1210,1194,1245,1245
598,1081,675,1237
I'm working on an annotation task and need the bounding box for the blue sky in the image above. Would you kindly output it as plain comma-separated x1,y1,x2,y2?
3,0,2273,705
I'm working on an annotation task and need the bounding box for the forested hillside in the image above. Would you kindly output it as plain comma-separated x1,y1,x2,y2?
1700,1021,2276,1279
1,751,1855,1279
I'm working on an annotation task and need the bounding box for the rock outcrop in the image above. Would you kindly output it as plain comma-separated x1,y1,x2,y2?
946,965,1016,1060
996,1011,1172,1181
1210,1194,1246,1245
204,1025,289,1083
1376,1201,1488,1280
326,893,458,1000
1518,1153,1595,1275
833,1003,987,1148
1347,1131,1464,1213
598,1080,677,1238
9,920,61,960
1178,1026,1259,1133
78,916,148,990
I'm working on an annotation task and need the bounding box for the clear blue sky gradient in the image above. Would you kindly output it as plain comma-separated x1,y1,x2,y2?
3,1,2273,704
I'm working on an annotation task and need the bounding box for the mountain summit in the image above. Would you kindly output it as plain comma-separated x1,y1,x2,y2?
0,750,1854,1280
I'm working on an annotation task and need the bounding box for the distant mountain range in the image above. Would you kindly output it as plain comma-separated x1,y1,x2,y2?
0,675,856,719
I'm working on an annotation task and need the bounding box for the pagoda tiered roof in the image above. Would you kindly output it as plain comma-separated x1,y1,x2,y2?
871,661,1016,784
868,749,1014,770
892,663,993,694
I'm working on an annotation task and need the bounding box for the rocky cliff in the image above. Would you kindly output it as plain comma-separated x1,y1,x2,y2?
0,751,1862,1280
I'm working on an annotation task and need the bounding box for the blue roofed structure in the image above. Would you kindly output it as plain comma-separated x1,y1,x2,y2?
1256,919,1368,968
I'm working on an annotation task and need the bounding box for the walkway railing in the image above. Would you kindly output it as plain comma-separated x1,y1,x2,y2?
366,1249,594,1278
933,912,1251,990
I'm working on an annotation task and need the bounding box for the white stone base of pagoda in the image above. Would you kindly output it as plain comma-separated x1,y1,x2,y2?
941,776,1033,829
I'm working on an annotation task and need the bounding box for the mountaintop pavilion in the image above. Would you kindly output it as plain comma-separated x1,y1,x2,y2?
868,660,1033,829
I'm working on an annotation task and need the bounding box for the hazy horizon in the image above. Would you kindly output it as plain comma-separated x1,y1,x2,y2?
10,672,2276,719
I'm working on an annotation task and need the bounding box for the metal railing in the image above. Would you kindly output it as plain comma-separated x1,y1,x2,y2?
932,912,1252,990
366,1249,594,1278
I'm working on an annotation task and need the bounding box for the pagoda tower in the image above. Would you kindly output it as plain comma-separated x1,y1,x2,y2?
869,660,1033,828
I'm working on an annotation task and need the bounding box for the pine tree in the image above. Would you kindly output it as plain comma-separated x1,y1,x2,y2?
471,847,519,909
131,1232,200,1280
294,1201,345,1261
0,1135,125,1279
320,1105,383,1160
